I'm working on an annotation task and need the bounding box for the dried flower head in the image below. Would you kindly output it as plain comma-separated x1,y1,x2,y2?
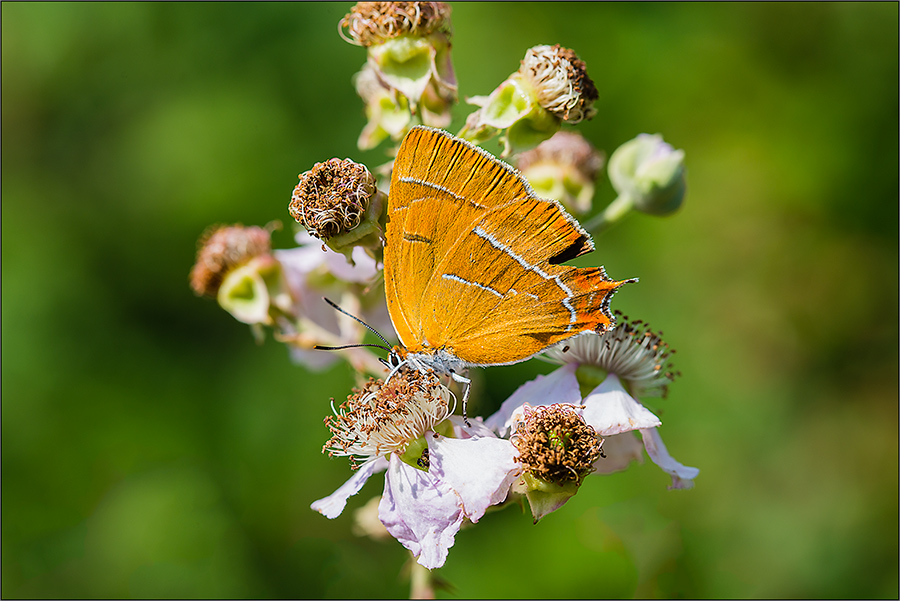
341,1,452,47
289,158,378,242
519,44,598,124
323,367,453,467
517,130,604,180
544,311,680,398
512,404,603,486
189,224,272,297
516,131,604,214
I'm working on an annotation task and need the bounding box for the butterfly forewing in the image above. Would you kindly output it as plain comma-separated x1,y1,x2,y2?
385,126,628,366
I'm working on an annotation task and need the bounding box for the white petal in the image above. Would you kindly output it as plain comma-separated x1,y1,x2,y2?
378,454,464,570
484,364,581,436
427,432,520,522
447,415,495,439
323,245,379,283
582,374,662,436
310,457,387,519
640,428,699,490
592,431,645,474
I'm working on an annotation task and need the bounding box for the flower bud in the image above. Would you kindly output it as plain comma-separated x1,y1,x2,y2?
463,44,598,156
608,133,686,216
341,2,457,139
288,158,387,257
516,130,604,215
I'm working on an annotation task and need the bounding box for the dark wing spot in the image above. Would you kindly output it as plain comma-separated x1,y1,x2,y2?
548,234,591,265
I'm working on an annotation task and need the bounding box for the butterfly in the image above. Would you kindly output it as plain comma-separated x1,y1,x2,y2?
383,126,632,393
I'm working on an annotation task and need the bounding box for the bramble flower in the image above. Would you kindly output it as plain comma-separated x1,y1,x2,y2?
516,130,604,215
289,158,387,259
189,224,293,326
341,1,457,145
462,44,598,156
486,313,698,490
312,366,520,569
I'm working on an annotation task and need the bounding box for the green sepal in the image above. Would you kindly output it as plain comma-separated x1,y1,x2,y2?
521,472,581,523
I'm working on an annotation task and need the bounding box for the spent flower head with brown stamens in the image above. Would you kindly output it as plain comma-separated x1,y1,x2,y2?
323,367,453,468
462,44,598,156
289,158,386,256
341,1,452,47
516,130,605,215
519,44,598,124
190,224,272,297
289,159,374,240
341,2,457,145
513,404,602,486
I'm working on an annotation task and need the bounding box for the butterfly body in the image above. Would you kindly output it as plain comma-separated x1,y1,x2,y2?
385,126,631,376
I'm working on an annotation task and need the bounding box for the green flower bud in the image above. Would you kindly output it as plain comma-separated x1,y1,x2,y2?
608,133,686,216
354,64,413,150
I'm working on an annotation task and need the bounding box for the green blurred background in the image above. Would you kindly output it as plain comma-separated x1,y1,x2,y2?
3,2,897,598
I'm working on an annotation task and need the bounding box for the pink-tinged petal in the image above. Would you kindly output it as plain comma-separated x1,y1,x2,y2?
447,415,495,439
323,245,379,283
310,457,387,519
484,364,581,435
582,374,662,436
593,431,645,474
640,428,699,490
427,432,520,522
378,454,464,570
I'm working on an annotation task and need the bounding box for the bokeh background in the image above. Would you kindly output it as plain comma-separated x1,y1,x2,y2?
3,2,897,598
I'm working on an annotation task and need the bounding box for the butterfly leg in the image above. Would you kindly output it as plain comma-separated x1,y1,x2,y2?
449,370,471,427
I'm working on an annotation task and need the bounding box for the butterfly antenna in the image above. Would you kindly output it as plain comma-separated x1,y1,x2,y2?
319,297,394,350
314,343,393,353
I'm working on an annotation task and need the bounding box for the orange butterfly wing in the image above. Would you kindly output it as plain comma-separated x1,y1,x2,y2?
385,126,628,366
